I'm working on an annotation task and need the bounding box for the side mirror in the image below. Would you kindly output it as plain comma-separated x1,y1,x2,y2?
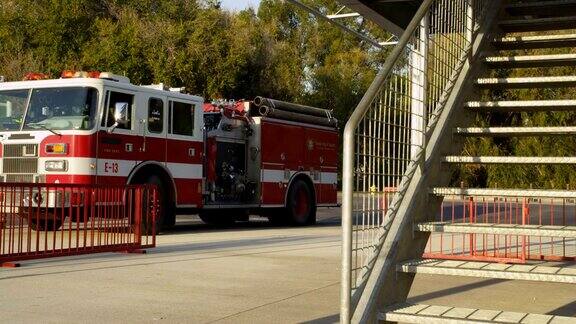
114,102,129,125
108,102,129,133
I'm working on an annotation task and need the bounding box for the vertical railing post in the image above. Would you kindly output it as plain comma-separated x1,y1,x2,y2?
467,0,475,43
151,185,157,247
469,197,475,256
134,187,142,247
410,15,429,160
521,198,528,262
340,122,354,324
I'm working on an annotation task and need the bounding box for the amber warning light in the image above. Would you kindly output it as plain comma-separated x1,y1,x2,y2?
23,73,50,81
45,143,68,154
61,70,101,79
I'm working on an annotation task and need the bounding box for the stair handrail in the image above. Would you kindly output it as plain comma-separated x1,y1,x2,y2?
341,0,435,318
341,0,494,322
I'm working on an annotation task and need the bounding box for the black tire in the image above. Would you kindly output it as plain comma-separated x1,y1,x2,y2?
141,175,174,235
198,210,237,226
285,180,316,226
70,208,88,223
28,217,63,231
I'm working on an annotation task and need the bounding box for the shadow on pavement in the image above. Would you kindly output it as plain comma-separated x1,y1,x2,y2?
407,278,505,304
164,213,341,235
301,313,339,324
548,300,576,317
0,238,340,281
151,235,336,254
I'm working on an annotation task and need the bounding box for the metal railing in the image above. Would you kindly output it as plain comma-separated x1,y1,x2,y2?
424,194,576,263
340,0,493,321
0,183,157,265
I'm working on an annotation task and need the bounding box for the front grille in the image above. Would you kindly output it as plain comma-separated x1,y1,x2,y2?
3,158,38,174
2,144,39,182
5,174,35,183
3,144,38,158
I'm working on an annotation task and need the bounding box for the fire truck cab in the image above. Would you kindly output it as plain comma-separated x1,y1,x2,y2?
0,72,339,231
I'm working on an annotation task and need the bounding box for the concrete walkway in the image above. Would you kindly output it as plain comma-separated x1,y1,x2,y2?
0,212,574,323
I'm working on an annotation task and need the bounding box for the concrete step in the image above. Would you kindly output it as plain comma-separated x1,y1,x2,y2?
397,259,576,284
493,34,576,49
442,156,576,164
416,222,576,238
454,126,576,137
499,16,576,32
484,54,576,68
476,76,576,89
506,0,576,17
466,100,576,111
431,187,576,199
379,303,576,323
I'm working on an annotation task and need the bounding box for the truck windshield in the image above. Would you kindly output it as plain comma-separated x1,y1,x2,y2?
23,87,98,131
0,89,28,131
0,87,99,132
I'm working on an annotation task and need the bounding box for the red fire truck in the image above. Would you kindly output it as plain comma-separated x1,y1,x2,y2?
0,71,339,231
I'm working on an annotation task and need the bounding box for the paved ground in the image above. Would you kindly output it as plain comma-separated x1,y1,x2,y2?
1,207,574,323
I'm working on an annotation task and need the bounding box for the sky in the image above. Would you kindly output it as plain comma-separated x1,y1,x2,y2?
220,0,261,11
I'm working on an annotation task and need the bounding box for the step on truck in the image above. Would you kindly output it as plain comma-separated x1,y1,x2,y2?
0,71,339,231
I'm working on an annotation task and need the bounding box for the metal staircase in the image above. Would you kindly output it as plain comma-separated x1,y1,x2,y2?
341,0,576,323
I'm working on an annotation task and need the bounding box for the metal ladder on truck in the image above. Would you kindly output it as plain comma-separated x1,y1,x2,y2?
341,0,576,322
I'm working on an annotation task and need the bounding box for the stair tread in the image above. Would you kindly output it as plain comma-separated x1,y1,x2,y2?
493,34,576,49
466,100,576,111
431,187,576,198
506,0,576,16
508,0,576,7
476,76,576,88
442,156,576,164
398,259,576,283
455,126,576,136
499,15,576,32
379,303,576,323
484,54,576,67
467,100,576,107
501,16,576,25
416,222,576,238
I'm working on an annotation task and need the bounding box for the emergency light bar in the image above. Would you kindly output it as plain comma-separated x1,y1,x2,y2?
22,70,131,83
59,70,129,83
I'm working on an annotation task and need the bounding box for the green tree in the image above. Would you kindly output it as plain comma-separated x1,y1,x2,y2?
0,0,390,126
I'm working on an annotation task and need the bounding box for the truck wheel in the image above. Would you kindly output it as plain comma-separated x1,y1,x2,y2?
70,208,87,223
141,175,171,235
28,217,63,232
285,180,316,226
198,210,236,226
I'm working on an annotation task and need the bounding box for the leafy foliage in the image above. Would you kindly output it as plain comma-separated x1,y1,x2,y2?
457,35,576,189
0,0,391,124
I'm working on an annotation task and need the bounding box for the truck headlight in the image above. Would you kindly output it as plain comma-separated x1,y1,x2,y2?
45,160,68,172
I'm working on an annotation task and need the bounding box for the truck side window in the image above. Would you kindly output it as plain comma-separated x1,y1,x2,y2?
170,101,194,136
104,91,133,129
148,98,163,133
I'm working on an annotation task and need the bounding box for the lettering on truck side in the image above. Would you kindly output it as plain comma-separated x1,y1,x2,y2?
104,162,119,174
